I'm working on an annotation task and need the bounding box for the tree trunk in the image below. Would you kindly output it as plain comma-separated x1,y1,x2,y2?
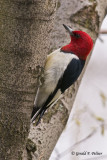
27,0,107,160
0,0,57,159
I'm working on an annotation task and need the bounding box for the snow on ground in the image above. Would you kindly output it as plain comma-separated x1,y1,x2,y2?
50,16,107,160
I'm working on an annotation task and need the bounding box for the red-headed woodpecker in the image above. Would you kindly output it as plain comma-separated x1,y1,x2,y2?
31,24,93,125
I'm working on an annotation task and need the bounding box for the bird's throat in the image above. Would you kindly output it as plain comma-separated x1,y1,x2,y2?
61,43,87,60
61,44,73,53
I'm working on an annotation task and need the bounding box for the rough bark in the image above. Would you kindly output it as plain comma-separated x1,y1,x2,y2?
27,0,107,160
0,0,57,160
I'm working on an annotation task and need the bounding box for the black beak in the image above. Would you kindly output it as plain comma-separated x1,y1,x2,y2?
63,24,74,36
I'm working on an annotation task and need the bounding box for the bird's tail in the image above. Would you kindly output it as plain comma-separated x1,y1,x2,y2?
31,94,62,125
31,100,54,125
31,106,47,126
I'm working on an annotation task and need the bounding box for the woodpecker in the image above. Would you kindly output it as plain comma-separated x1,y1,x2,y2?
31,24,93,125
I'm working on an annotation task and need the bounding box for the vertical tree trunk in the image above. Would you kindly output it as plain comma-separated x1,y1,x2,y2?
0,0,57,159
28,0,107,160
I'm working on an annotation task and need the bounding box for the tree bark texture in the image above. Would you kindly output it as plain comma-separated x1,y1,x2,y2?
27,0,107,160
0,0,57,159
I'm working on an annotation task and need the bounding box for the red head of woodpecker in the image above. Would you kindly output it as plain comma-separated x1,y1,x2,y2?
31,24,93,125
61,24,93,60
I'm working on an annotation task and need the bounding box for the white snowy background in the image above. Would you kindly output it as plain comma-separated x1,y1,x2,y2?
50,16,107,160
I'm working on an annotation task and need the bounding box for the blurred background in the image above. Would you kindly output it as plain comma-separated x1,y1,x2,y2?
50,15,107,160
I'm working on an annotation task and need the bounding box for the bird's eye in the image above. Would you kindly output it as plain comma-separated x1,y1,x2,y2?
75,34,80,38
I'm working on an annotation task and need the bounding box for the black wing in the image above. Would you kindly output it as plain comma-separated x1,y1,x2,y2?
60,58,85,93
